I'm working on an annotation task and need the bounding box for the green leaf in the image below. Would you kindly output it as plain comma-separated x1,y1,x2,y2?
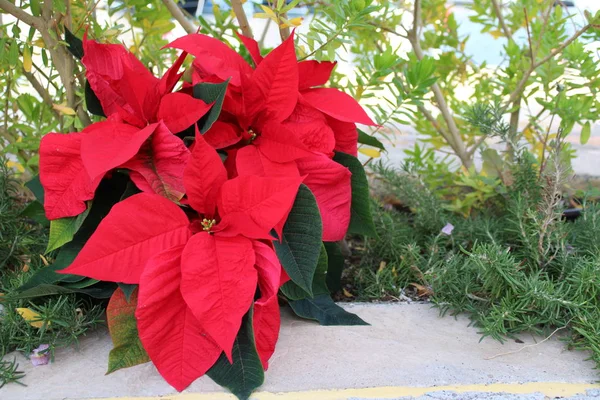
64,28,83,60
30,0,41,16
20,201,49,227
10,282,117,300
273,184,323,297
25,175,44,204
117,283,138,302
207,308,264,400
357,129,385,150
581,121,591,145
280,243,329,300
325,242,345,293
288,294,368,326
333,152,377,237
85,81,106,117
63,278,100,289
45,205,91,253
193,80,230,133
106,289,150,374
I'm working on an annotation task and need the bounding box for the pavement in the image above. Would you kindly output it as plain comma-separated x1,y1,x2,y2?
1,303,599,400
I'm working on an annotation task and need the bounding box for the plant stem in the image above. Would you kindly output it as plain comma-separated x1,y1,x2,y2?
491,0,512,38
231,0,253,38
161,0,197,34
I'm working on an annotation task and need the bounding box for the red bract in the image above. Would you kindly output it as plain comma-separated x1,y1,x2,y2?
39,36,211,219
59,131,300,389
168,32,375,241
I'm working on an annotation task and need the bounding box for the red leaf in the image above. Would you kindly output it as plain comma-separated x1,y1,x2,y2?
253,295,280,370
236,145,299,177
243,32,299,123
83,36,157,117
203,121,242,149
39,132,101,220
215,175,303,239
301,88,375,125
157,92,212,133
296,154,352,241
180,233,257,360
137,245,221,391
254,122,313,163
326,117,358,157
236,32,263,66
283,100,336,155
253,241,282,302
166,34,253,87
183,130,227,216
297,60,336,90
121,123,190,201
80,121,157,181
59,193,191,284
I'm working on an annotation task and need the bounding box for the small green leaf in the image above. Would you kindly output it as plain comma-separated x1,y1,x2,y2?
8,40,19,67
333,152,377,237
288,294,369,325
193,80,229,133
117,283,138,302
64,28,84,60
280,243,328,300
25,175,44,203
207,308,264,400
273,184,323,297
357,129,385,150
20,201,49,227
10,282,117,300
106,288,150,374
30,0,41,16
581,121,591,145
45,205,91,253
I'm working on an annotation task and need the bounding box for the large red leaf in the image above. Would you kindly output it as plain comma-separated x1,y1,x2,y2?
236,145,299,178
254,122,313,163
283,100,336,155
237,32,263,66
243,33,299,123
215,175,303,239
297,60,336,90
121,123,190,201
327,116,358,157
253,241,282,301
166,34,253,86
253,295,280,370
136,245,221,391
157,92,212,133
183,131,227,216
80,121,158,181
59,193,191,283
39,132,101,220
180,233,257,360
301,88,375,126
296,153,352,241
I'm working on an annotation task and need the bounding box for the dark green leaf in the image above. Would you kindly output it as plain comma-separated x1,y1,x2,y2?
357,129,385,150
64,28,84,60
30,0,41,16
325,242,345,293
117,283,138,302
288,294,369,326
273,184,322,297
193,80,229,133
25,175,44,203
207,309,264,400
333,152,377,237
10,282,117,300
280,243,328,300
20,201,49,227
85,80,106,117
45,205,91,253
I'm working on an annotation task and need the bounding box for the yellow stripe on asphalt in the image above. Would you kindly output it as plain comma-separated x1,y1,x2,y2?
90,382,600,400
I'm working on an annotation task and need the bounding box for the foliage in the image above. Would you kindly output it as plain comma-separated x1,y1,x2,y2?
0,159,103,388
351,147,600,369
5,25,376,398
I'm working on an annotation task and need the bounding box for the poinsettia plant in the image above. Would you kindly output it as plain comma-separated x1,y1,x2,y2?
20,28,377,399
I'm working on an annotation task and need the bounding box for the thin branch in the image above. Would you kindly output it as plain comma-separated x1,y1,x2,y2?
491,0,512,38
231,0,253,38
0,0,43,29
23,71,61,118
278,12,291,42
161,0,197,34
484,324,569,360
259,17,272,48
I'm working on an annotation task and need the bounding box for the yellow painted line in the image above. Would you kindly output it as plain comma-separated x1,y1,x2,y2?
89,382,600,400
